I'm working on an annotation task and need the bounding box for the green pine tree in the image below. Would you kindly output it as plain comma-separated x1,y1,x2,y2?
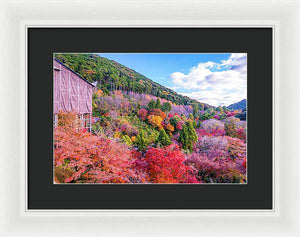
156,128,171,147
161,102,171,112
192,103,199,118
179,124,189,151
155,98,162,109
148,100,156,110
186,121,198,143
179,122,198,152
136,130,149,151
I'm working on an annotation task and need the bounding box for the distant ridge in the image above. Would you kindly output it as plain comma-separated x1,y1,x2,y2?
227,99,246,110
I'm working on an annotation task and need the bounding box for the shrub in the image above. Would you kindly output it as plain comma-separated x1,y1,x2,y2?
196,128,226,137
138,109,148,121
236,127,246,141
91,121,103,134
119,122,138,136
194,135,228,160
54,166,74,183
201,119,225,130
224,116,240,137
144,144,196,183
57,111,80,129
226,136,247,160
54,127,145,183
185,153,246,183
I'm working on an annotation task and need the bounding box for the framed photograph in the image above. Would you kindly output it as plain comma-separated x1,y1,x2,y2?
28,28,270,209
1,0,299,236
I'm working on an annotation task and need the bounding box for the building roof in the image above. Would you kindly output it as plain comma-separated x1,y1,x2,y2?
54,58,96,87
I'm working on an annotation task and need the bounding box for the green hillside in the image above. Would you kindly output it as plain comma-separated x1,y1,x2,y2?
54,53,211,108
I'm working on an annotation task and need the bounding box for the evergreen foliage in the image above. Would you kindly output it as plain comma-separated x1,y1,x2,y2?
121,135,133,146
156,128,171,147
179,121,198,152
199,111,213,121
161,102,171,112
187,121,198,143
136,130,149,151
192,103,199,118
148,100,156,110
155,98,162,109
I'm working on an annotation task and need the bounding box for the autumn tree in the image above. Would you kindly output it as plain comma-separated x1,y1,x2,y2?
147,115,163,129
144,145,195,183
138,108,148,121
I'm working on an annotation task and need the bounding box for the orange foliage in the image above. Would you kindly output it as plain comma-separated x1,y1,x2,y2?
147,115,163,129
166,123,175,133
95,89,103,97
57,111,80,129
114,90,123,96
149,109,166,119
83,69,96,75
131,136,136,142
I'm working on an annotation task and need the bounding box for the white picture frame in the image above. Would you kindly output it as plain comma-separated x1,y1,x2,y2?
0,0,299,236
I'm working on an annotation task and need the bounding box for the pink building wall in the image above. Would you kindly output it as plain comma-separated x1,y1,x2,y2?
53,59,94,115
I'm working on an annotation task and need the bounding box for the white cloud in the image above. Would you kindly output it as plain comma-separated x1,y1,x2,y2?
170,53,247,106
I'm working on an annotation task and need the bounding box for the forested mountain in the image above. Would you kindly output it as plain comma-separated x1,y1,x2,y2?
54,53,211,109
227,99,247,110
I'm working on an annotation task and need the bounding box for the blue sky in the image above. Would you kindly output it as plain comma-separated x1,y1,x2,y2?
99,53,247,106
